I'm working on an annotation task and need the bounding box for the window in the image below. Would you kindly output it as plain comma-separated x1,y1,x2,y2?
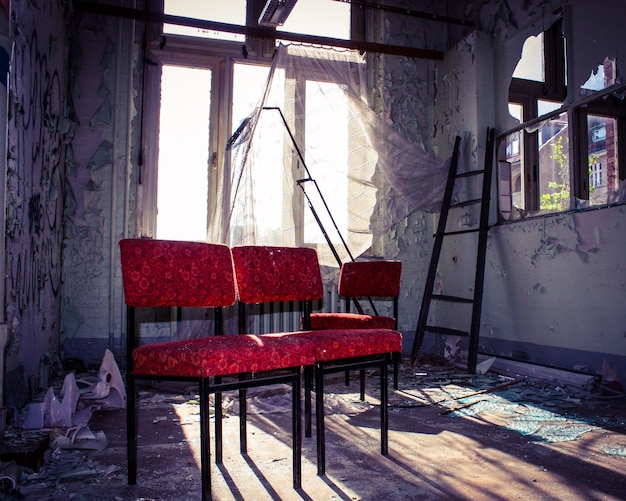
144,2,354,242
164,0,246,42
278,0,350,40
498,18,626,220
302,80,349,245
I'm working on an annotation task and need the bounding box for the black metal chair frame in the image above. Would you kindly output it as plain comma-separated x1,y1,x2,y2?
126,306,304,501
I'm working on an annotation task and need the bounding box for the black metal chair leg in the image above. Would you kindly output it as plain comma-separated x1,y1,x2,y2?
359,368,365,401
215,376,223,464
381,357,389,456
304,365,313,438
315,363,326,476
393,352,399,390
293,368,302,489
239,387,247,455
126,372,137,485
200,378,212,501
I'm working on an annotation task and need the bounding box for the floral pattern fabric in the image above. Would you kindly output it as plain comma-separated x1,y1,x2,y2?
232,246,324,303
291,328,402,362
123,241,400,381
119,239,236,308
309,312,396,330
339,260,401,298
133,333,315,377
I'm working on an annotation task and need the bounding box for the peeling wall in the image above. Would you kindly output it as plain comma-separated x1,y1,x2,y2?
483,207,626,381
368,1,445,343
425,0,626,383
4,0,68,409
61,7,141,365
7,0,624,411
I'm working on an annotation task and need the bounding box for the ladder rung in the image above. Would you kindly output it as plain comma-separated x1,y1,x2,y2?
456,169,484,179
423,325,469,337
435,228,480,237
431,294,473,304
450,198,481,209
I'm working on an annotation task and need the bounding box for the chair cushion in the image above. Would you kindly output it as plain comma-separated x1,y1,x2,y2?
133,333,316,378
291,328,402,362
309,313,396,330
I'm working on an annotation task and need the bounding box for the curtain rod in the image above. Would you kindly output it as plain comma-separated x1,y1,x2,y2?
73,1,444,61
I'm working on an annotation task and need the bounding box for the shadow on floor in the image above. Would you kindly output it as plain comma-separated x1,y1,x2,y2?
3,361,626,500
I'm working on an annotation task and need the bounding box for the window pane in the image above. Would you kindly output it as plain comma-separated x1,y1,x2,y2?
164,0,246,42
278,0,350,40
157,66,211,241
538,111,570,212
584,115,619,208
303,80,348,244
498,131,525,217
231,64,282,245
232,63,270,133
513,33,544,82
537,99,561,117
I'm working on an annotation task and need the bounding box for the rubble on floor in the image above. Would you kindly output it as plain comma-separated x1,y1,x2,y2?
1,360,624,500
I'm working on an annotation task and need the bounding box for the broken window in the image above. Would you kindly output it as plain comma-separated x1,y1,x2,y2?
498,18,626,220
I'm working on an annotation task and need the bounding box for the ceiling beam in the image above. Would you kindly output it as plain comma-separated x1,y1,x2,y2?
73,1,444,60
335,0,473,27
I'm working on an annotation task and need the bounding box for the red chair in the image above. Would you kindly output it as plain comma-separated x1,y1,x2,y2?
120,239,314,500
231,246,402,476
310,260,402,396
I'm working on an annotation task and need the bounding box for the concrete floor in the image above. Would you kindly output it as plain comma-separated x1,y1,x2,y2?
6,360,626,500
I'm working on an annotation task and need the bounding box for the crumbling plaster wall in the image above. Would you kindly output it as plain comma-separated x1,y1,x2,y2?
425,0,626,382
369,1,455,349
4,0,69,409
60,8,141,367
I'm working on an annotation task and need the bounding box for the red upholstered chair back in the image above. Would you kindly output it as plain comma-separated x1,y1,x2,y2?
119,239,236,308
338,260,402,298
311,259,402,331
231,246,324,304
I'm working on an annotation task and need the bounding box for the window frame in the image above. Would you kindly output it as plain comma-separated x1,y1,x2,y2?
499,18,626,220
139,2,359,241
506,20,566,213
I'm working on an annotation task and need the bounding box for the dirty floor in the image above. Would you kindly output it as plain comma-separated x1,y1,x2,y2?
3,360,626,500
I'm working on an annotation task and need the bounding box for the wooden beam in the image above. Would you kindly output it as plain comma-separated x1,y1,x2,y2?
73,0,444,60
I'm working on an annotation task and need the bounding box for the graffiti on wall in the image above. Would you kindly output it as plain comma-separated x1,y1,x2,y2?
5,0,67,405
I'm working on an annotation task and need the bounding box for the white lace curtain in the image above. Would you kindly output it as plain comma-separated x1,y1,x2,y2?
208,44,449,267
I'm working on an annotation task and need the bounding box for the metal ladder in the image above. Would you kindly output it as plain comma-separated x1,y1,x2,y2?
410,127,495,373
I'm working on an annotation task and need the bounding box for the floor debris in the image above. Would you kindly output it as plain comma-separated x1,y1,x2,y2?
2,361,625,500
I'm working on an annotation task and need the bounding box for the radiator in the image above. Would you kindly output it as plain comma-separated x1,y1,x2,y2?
247,277,343,334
